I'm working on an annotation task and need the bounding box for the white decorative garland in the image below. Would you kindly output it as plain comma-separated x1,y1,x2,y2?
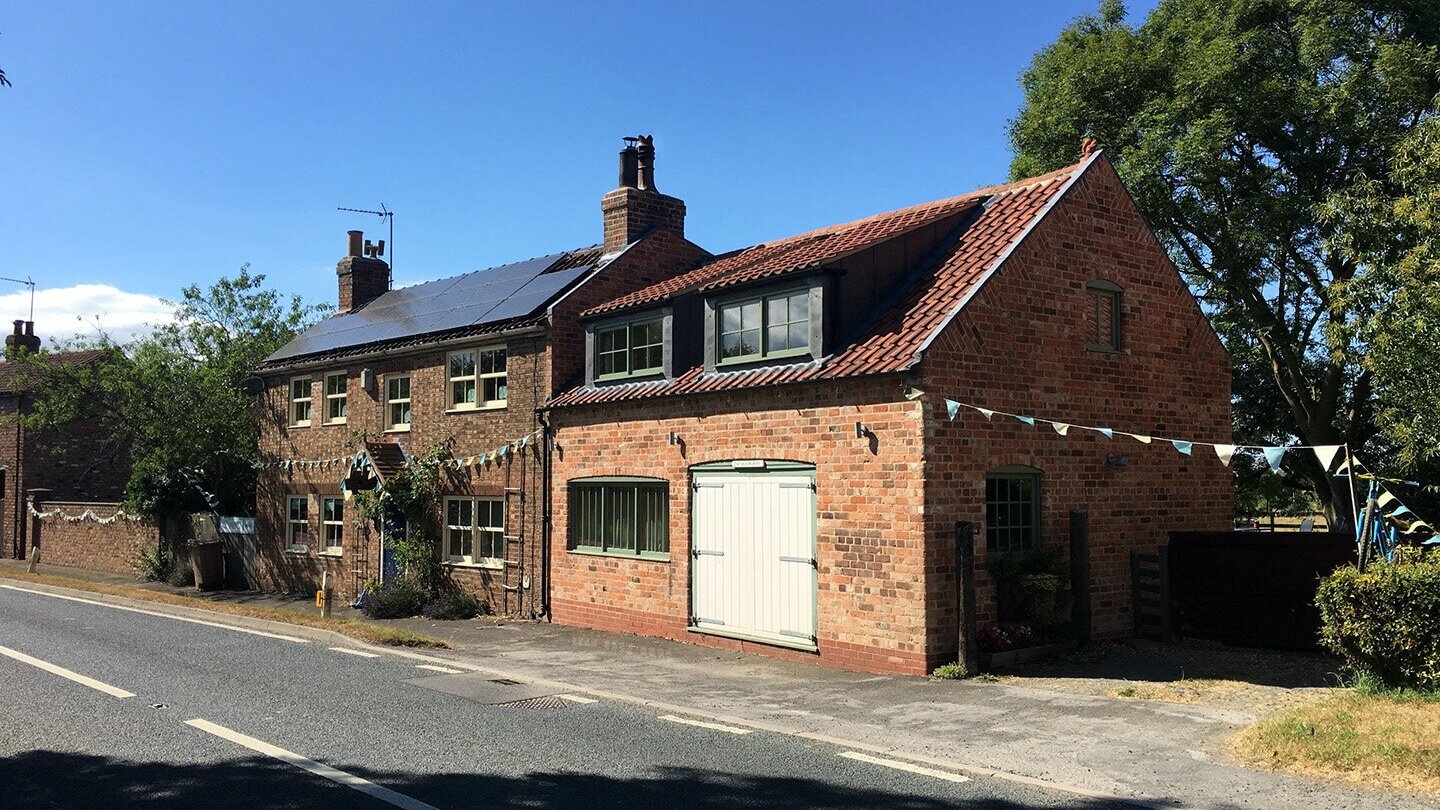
29,504,144,524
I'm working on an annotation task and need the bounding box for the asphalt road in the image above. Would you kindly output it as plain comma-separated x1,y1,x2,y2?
0,584,1117,809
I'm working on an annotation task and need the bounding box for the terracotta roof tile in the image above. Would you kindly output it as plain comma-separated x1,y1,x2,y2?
548,160,1085,409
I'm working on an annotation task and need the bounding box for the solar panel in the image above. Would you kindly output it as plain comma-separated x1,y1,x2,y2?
265,251,594,363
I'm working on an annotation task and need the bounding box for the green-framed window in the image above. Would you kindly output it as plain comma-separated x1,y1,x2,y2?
718,289,810,363
568,479,668,557
596,319,663,379
985,466,1041,554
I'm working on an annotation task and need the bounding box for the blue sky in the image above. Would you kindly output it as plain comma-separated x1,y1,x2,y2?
0,1,1150,342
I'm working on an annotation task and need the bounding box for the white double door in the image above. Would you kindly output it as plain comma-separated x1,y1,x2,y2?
690,471,817,649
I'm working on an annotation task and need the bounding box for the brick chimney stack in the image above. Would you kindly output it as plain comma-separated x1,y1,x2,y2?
601,135,686,253
5,320,40,354
337,229,390,313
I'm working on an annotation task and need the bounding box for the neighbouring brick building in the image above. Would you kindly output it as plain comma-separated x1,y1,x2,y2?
0,322,131,563
254,137,708,614
256,137,1230,675
543,142,1231,675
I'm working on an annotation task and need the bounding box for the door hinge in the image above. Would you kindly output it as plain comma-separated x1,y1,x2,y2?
779,555,817,567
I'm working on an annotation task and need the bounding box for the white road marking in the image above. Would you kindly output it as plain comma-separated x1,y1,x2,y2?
185,719,439,810
0,643,135,699
557,693,597,704
839,751,971,784
415,664,464,674
329,647,380,658
0,584,310,643
658,714,753,735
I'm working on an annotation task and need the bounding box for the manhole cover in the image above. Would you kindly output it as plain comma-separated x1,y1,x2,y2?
496,695,567,710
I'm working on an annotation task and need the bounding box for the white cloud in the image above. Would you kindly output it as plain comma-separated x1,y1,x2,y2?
0,284,176,347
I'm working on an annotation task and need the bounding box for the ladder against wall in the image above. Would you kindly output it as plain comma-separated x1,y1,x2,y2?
1131,548,1172,641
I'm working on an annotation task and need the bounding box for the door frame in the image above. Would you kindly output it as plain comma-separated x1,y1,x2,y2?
687,459,818,651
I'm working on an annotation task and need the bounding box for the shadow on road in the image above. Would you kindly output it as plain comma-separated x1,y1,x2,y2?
0,749,1172,809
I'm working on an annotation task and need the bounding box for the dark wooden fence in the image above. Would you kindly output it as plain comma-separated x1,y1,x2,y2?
1163,531,1355,650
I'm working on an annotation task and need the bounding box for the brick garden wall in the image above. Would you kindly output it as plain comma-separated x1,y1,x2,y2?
917,158,1233,661
548,377,932,676
30,501,160,577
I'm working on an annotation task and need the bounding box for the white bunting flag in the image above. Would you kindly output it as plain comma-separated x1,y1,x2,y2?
1213,444,1236,467
1312,445,1342,471
1052,422,1071,436
1125,433,1154,444
976,407,995,420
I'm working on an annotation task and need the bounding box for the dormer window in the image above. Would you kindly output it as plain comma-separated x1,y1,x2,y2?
596,318,664,379
715,287,814,365
1086,280,1123,352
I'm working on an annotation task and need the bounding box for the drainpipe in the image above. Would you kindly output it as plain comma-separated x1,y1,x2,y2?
537,409,552,621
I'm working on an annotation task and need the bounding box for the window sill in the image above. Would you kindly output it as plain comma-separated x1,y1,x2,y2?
568,548,670,563
317,550,343,558
322,419,348,427
384,425,412,433
289,422,311,429
594,370,664,384
445,403,508,414
442,560,503,571
1084,344,1124,355
715,351,812,371
285,547,309,555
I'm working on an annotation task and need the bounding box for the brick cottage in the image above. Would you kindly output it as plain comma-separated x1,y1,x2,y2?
257,137,1230,674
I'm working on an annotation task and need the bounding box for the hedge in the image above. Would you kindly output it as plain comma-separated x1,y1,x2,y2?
1316,555,1440,690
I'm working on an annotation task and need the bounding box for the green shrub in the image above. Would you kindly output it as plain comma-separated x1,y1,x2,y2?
134,544,170,582
930,661,968,680
167,561,195,588
360,579,427,620
1316,556,1440,691
421,589,485,621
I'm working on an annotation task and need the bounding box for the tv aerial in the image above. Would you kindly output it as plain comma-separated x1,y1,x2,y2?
337,203,394,281
0,275,35,321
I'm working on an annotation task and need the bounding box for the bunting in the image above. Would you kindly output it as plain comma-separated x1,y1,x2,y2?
29,504,143,524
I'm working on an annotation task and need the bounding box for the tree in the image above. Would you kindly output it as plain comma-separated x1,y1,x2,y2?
1009,0,1440,529
24,269,328,516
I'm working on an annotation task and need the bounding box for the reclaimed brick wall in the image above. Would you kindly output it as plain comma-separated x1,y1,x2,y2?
549,378,932,676
30,501,160,576
918,158,1233,664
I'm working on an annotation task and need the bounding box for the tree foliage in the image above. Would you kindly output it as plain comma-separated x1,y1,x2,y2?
1009,0,1440,528
23,268,328,516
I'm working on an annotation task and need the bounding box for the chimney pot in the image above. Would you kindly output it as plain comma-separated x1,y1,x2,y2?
347,230,364,257
1081,137,1099,158
618,141,639,189
11,320,21,336
24,321,33,337
601,135,685,252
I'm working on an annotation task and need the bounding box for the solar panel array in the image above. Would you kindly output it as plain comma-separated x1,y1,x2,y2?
266,251,596,363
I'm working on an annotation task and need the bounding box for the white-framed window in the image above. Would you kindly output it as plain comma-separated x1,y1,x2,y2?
443,496,505,566
596,319,664,379
718,289,810,363
985,466,1041,555
289,377,313,427
321,497,344,555
448,350,477,409
478,347,507,407
1086,280,1123,351
323,371,347,424
386,374,412,430
286,496,310,552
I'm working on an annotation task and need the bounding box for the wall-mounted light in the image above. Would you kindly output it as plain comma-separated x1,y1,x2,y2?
668,431,680,446
1106,453,1128,467
855,421,870,439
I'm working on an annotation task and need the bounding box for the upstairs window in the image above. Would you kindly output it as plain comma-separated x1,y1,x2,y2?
718,289,810,363
323,372,347,424
985,466,1040,555
289,377,312,427
596,319,664,379
386,375,412,431
479,347,507,407
1086,280,1123,352
448,351,477,408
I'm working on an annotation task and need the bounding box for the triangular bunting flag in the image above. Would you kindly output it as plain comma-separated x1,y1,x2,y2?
1125,433,1153,444
1052,422,1071,436
1096,428,1113,439
903,386,925,401
1312,445,1341,471
1377,491,1396,508
945,399,960,420
1016,416,1035,426
1263,446,1286,472
976,407,995,420
1392,505,1412,517
1213,444,1236,467
479,453,489,466
1171,440,1193,455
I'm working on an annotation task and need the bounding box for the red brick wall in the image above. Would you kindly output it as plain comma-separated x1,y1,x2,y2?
917,158,1232,660
31,501,160,576
549,378,932,675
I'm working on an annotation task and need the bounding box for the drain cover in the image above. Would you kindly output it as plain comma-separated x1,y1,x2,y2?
496,695,567,710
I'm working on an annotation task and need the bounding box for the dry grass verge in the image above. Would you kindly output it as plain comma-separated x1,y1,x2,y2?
0,570,448,649
1231,691,1440,796
1108,678,1245,703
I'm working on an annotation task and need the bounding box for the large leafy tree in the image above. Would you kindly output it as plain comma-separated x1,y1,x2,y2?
24,269,328,515
1009,0,1440,529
